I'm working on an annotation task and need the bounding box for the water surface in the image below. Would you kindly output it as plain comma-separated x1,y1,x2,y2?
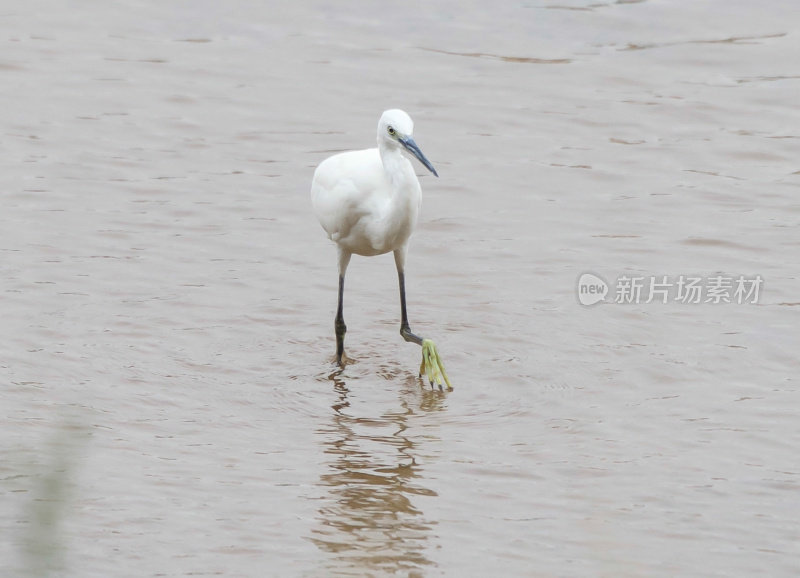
2,1,799,576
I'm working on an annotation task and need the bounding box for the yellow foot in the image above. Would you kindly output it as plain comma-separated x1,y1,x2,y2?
420,339,453,390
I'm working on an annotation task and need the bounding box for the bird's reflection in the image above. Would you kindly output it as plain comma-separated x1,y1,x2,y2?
310,368,446,575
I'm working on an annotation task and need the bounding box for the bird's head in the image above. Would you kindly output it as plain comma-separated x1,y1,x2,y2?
378,109,438,177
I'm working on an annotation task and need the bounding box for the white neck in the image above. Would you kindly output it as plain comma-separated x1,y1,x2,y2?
378,142,414,189
376,142,421,239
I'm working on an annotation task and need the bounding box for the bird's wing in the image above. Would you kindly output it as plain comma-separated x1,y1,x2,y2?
311,149,386,242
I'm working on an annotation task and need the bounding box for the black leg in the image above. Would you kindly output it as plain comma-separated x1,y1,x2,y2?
335,274,347,365
398,271,423,346
394,251,451,389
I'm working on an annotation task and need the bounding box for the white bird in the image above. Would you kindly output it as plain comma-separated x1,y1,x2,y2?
311,109,451,389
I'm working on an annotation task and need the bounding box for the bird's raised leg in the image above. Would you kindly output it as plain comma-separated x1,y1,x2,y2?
335,249,352,367
398,270,422,345
394,248,452,389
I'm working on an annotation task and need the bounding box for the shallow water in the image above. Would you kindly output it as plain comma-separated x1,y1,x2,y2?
2,1,799,576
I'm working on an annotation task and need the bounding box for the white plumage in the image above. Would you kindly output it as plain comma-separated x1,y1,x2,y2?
312,110,424,257
311,109,451,389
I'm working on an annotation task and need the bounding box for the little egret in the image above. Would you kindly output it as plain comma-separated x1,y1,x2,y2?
311,109,451,389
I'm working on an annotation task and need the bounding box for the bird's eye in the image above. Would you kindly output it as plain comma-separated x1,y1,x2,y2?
387,126,396,136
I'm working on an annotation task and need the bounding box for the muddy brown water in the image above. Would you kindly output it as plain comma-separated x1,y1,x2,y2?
2,1,799,576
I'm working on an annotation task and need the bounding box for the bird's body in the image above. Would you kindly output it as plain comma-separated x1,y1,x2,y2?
311,109,451,388
311,146,420,257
